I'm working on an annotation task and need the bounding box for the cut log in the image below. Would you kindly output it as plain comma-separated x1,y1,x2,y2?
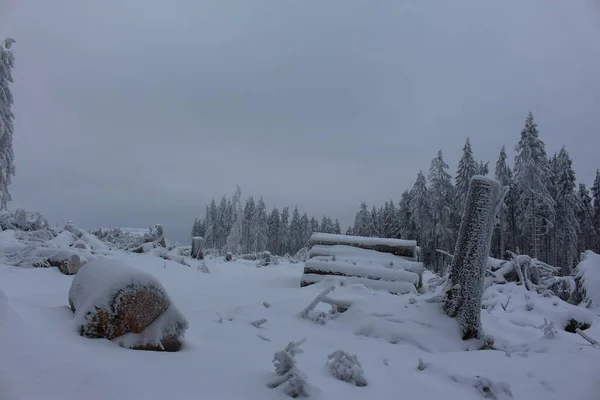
68,259,188,351
308,233,417,260
443,176,505,340
191,236,204,259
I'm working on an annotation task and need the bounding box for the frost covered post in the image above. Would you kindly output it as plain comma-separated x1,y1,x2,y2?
444,176,505,340
0,38,16,211
191,236,203,259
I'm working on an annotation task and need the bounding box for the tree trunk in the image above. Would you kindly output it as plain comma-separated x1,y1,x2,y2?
444,177,505,340
191,236,204,260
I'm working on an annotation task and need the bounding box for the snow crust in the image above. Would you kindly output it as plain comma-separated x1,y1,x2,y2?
1,248,600,400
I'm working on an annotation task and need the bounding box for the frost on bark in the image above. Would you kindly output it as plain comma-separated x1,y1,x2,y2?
444,176,505,340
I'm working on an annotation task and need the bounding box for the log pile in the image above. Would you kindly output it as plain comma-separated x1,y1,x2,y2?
301,233,424,294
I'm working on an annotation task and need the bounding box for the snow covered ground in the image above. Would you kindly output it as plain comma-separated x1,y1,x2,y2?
1,250,599,400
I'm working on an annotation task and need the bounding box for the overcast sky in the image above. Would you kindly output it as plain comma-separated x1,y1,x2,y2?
1,0,599,243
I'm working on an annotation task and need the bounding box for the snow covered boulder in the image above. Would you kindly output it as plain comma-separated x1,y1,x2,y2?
68,259,188,352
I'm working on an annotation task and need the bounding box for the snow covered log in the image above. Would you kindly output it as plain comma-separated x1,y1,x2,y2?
191,236,204,259
301,259,419,294
68,259,188,351
444,176,505,340
308,233,417,260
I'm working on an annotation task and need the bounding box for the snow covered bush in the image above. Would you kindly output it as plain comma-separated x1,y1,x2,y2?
268,339,311,397
573,250,600,308
68,259,188,351
325,350,367,387
0,209,49,232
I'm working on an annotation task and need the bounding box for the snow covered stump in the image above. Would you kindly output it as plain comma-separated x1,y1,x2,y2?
68,259,188,352
444,176,505,340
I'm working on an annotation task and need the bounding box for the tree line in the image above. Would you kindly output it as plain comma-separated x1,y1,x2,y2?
346,112,600,275
191,186,341,256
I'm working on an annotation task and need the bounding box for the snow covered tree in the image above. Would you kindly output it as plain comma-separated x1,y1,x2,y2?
444,176,505,340
476,161,489,176
353,202,371,237
289,207,303,254
492,146,515,258
204,199,218,248
254,197,269,252
190,218,205,239
243,197,256,253
513,112,555,261
332,219,341,234
592,170,600,253
550,148,579,273
0,38,16,211
280,207,290,255
428,150,455,271
369,205,380,237
398,190,413,239
320,216,333,234
455,138,478,213
215,196,229,250
309,217,319,235
300,213,310,248
409,171,433,266
577,184,596,254
226,186,243,254
267,207,281,254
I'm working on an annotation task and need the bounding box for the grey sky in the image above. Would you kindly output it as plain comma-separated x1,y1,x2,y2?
1,0,599,243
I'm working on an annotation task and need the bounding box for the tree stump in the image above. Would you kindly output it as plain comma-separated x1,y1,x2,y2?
191,236,204,260
444,176,505,340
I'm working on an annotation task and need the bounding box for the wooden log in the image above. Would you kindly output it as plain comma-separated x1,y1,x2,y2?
443,176,505,340
308,233,417,260
191,236,204,259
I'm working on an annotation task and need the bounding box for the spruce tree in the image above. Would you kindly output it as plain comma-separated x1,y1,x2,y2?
267,208,281,254
455,138,478,213
300,213,310,248
493,146,515,258
513,112,555,260
591,170,600,253
428,150,455,270
289,207,303,254
243,197,256,253
332,219,341,234
279,207,290,255
577,183,595,254
254,198,269,252
409,171,433,266
353,202,371,237
0,38,16,211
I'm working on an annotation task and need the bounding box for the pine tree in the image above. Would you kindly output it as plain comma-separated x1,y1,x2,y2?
493,146,515,258
369,206,380,237
577,183,595,254
226,186,243,254
397,191,413,239
428,150,455,271
267,208,281,254
476,161,489,176
254,198,269,252
409,171,433,266
550,148,579,273
205,199,218,248
279,207,290,255
289,207,303,254
455,138,478,213
243,197,256,253
320,216,332,234
592,170,600,253
0,38,16,211
513,112,555,261
332,219,341,234
215,196,228,250
309,217,319,236
300,213,310,248
353,202,371,237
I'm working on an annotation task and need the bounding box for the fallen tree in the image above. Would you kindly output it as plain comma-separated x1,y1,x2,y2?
308,233,417,260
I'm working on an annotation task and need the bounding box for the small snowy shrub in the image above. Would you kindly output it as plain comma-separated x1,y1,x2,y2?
326,350,367,387
541,318,557,339
268,339,311,398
